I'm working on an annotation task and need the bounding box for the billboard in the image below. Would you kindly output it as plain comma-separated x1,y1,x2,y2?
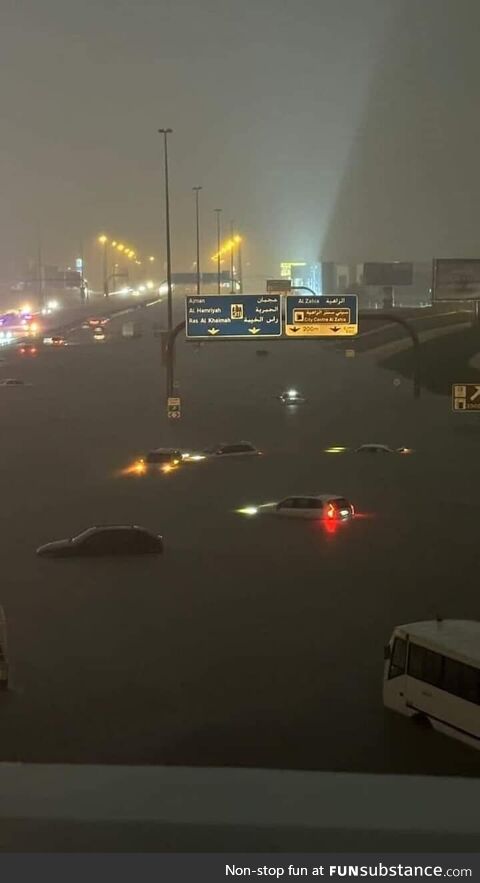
433,259,480,301
266,278,291,293
363,262,413,286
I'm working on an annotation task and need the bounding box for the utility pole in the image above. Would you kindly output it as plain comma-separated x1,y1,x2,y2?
37,231,45,311
98,235,109,297
193,186,202,296
214,208,222,294
158,128,173,330
230,220,235,293
237,237,243,294
79,239,87,301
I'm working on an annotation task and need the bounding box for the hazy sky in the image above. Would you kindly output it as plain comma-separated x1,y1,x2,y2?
1,0,479,282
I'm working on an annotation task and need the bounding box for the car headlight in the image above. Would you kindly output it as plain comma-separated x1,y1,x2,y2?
236,506,258,516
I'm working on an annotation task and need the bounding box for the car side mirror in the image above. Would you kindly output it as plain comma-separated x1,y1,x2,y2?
384,644,391,661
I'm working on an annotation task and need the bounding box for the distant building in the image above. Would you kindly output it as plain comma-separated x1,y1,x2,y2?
280,262,322,293
315,260,432,307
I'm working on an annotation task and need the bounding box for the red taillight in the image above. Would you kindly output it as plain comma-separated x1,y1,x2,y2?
327,504,335,519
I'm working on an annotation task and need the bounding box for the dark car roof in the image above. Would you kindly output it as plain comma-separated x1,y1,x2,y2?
219,441,254,448
147,448,181,454
91,524,145,531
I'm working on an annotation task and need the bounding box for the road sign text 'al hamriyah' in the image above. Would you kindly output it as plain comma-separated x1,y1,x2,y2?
285,294,358,337
185,295,282,339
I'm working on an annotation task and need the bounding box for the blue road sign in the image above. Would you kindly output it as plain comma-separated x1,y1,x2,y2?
285,293,358,337
185,295,282,339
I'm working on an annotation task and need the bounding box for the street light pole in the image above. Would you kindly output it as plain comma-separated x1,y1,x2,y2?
214,208,222,294
37,230,45,311
79,239,87,302
237,238,243,294
230,220,235,293
104,240,109,297
158,128,173,331
98,235,109,297
193,186,202,296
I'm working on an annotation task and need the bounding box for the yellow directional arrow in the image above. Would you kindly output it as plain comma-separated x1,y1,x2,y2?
208,328,220,335
248,327,261,335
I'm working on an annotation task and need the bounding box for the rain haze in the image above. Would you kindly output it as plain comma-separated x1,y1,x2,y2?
0,0,461,277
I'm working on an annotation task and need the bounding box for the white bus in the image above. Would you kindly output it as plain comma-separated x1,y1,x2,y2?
0,605,8,690
383,619,480,750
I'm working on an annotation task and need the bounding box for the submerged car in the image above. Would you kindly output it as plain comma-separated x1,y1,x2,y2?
202,441,261,458
277,388,307,405
237,494,354,521
0,378,28,387
355,444,412,454
36,525,164,557
128,447,206,475
143,448,183,466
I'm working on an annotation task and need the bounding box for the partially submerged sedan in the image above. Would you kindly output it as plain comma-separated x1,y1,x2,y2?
237,494,354,521
37,525,164,557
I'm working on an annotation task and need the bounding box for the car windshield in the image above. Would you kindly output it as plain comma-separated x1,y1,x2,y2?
3,1,480,843
332,498,351,510
146,451,177,462
72,528,97,542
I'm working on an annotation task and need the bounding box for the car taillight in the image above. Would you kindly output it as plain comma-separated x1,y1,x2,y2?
327,504,335,519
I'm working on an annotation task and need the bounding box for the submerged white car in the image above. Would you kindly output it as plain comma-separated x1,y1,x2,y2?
355,444,412,454
237,494,354,521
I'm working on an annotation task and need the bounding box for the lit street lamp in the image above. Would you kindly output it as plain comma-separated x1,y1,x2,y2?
193,186,202,296
214,208,222,294
158,128,173,332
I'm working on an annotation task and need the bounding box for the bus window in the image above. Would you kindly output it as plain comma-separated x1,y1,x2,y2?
388,637,407,679
407,643,443,688
443,657,480,705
